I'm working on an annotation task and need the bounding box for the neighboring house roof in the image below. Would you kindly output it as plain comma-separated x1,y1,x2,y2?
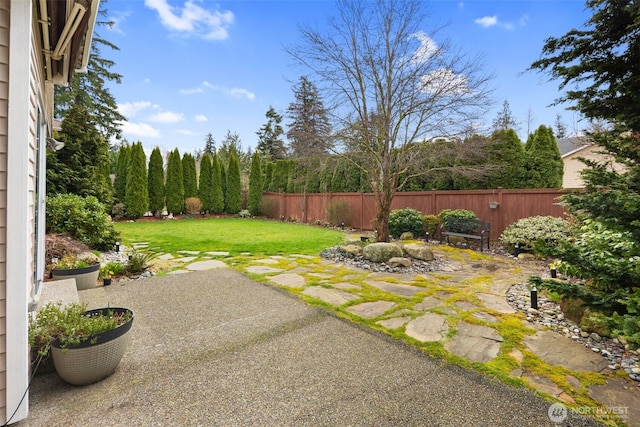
557,136,592,158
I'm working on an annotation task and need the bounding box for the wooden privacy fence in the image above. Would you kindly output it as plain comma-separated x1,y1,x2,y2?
261,188,570,239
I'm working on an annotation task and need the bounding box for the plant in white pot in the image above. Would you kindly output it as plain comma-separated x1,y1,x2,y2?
29,302,134,385
50,253,101,290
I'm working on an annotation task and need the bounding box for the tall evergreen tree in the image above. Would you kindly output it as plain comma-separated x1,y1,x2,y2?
491,100,520,132
256,107,287,160
225,149,243,214
211,153,225,214
198,153,214,213
124,142,148,218
486,129,526,188
54,4,125,140
182,152,198,198
46,104,113,205
220,161,227,207
165,149,185,215
148,147,165,215
247,152,264,215
113,143,131,203
204,133,216,156
524,125,563,188
286,76,333,157
264,162,274,192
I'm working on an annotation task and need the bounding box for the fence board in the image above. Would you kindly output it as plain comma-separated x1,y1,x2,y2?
262,188,570,239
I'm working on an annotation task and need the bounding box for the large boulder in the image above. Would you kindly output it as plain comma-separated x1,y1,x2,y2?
402,243,435,261
399,232,414,241
340,244,363,256
387,257,412,267
363,243,403,263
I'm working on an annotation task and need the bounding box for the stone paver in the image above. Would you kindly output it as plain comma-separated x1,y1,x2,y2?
332,282,362,290
269,273,306,288
405,313,449,342
346,301,396,318
444,322,503,363
364,280,425,297
157,253,174,260
172,256,198,264
167,269,190,275
307,273,333,279
414,296,443,311
472,311,498,323
186,260,227,271
377,316,411,329
206,251,230,257
588,377,640,427
524,330,610,372
302,286,359,305
178,250,201,255
245,266,284,275
254,258,280,265
454,300,477,311
476,292,517,314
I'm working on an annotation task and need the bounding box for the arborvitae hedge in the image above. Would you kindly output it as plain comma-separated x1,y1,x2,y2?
211,153,224,214
148,147,165,215
124,142,148,218
182,152,198,198
114,144,131,203
525,125,563,188
198,153,214,213
165,148,184,215
225,149,242,214
247,152,263,215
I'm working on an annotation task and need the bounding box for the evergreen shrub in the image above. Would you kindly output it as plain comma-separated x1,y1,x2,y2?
389,208,425,238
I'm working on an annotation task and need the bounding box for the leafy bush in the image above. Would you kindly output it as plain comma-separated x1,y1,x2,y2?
111,203,126,221
389,208,425,238
259,197,278,218
185,197,203,215
500,215,570,250
438,209,479,233
327,200,351,226
46,194,119,250
423,214,439,238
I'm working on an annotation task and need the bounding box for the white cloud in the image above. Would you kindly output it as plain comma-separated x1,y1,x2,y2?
108,10,131,34
474,15,498,28
149,111,185,123
144,0,234,40
180,87,203,94
420,69,469,95
117,101,152,118
195,114,208,122
411,31,438,63
229,88,255,100
120,121,161,138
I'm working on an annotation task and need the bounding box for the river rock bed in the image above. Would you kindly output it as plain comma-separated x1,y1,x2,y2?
507,282,640,382
320,245,447,274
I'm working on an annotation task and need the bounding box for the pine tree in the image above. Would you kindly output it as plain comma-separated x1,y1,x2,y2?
113,143,131,203
204,133,216,156
148,147,165,215
198,153,214,213
256,107,287,160
264,162,274,192
486,129,526,188
165,149,185,215
211,153,225,214
247,152,264,215
182,152,198,198
220,161,227,208
226,149,243,214
125,142,148,218
286,76,332,157
46,104,113,205
491,100,520,132
524,125,563,188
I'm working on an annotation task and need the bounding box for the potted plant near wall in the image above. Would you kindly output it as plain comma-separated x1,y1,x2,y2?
50,253,101,290
29,302,134,385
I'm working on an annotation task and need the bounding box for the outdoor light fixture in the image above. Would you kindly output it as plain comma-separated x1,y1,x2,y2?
425,232,429,242
530,286,538,310
46,137,65,151
114,242,120,252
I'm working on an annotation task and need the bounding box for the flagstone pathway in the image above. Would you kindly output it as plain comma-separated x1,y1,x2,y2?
131,243,639,426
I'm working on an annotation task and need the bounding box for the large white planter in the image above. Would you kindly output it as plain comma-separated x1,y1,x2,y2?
51,307,134,385
51,263,100,290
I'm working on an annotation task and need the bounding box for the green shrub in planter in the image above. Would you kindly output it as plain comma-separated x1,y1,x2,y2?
389,208,425,238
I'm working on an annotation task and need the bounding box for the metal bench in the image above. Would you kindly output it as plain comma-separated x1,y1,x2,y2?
440,218,491,251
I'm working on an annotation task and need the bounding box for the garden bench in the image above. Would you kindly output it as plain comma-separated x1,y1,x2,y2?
440,218,491,251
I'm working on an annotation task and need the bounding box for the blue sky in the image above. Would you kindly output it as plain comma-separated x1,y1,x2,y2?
104,0,591,155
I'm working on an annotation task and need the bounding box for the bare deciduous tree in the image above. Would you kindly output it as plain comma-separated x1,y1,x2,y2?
288,0,493,241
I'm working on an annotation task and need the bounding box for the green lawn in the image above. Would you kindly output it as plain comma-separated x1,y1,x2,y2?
113,218,345,256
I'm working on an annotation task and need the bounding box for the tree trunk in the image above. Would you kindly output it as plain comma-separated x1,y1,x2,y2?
374,189,393,242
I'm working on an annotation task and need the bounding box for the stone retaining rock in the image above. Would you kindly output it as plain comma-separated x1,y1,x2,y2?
362,243,403,263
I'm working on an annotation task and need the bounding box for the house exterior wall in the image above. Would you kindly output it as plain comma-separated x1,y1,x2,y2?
562,145,625,189
0,2,9,422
